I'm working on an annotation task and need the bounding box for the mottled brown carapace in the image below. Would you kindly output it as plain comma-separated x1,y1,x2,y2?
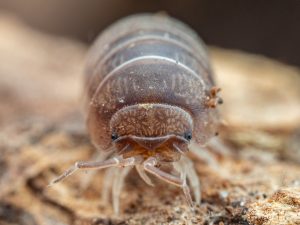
110,104,193,161
50,14,222,213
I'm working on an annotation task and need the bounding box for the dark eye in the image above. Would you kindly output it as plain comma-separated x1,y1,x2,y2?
184,131,192,141
111,132,119,141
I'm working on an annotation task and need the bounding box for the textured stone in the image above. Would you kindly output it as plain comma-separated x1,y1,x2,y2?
247,188,300,225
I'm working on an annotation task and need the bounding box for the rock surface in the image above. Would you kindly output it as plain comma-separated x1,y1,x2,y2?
0,13,300,225
247,188,300,225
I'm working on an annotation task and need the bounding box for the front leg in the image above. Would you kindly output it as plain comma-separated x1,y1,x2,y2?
143,157,193,208
174,156,201,204
112,167,132,215
49,155,143,186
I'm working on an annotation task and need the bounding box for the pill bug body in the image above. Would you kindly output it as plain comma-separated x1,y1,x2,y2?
51,14,221,212
85,14,219,154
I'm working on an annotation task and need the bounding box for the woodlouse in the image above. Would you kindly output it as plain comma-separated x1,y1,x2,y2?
50,14,222,213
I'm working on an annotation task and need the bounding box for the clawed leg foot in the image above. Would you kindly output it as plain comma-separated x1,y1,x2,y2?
143,157,194,208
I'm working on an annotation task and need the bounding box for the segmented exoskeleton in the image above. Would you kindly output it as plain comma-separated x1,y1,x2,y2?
50,14,222,213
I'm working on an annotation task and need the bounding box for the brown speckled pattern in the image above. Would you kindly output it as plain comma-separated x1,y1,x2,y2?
110,104,193,137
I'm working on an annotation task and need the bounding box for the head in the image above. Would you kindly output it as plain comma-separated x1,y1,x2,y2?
109,103,193,162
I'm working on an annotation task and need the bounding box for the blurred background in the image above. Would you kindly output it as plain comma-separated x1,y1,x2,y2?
1,2,300,224
0,0,299,66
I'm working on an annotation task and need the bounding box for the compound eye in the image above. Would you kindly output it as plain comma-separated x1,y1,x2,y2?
111,132,119,141
184,131,192,141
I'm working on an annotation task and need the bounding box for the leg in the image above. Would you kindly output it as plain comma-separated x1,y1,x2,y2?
189,141,220,172
135,165,154,186
79,150,113,191
112,166,132,214
101,167,117,203
174,156,201,204
206,137,232,157
48,155,143,186
190,141,230,178
143,157,193,208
